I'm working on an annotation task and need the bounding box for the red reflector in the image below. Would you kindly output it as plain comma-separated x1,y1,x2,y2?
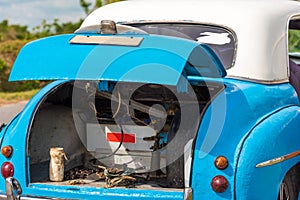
1,162,14,179
107,132,136,143
211,175,229,193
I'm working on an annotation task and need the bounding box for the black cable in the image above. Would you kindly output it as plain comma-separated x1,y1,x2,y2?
97,125,124,160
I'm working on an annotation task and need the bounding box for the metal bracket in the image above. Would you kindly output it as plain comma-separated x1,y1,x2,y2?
5,177,22,200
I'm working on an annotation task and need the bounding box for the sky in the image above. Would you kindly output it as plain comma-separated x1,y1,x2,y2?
0,0,88,30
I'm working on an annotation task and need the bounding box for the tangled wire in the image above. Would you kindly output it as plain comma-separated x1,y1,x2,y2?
98,166,136,188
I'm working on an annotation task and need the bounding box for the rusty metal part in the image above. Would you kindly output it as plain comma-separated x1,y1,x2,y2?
105,175,136,188
64,166,104,181
99,166,136,188
68,180,88,185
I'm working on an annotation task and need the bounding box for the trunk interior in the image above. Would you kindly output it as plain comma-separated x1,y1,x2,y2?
28,80,224,190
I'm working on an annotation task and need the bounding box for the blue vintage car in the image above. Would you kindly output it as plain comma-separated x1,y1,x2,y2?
0,0,300,199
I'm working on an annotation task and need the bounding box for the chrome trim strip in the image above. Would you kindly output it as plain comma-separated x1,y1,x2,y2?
256,150,300,168
0,194,65,200
225,76,289,85
21,197,54,200
184,139,193,187
0,194,8,200
183,187,193,200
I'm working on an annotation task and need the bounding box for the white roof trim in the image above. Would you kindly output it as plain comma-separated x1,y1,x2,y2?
80,0,300,83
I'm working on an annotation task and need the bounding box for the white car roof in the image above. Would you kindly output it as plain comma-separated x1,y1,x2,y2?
80,0,300,83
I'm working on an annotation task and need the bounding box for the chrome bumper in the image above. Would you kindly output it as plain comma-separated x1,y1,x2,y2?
3,177,63,200
0,194,58,200
3,177,191,200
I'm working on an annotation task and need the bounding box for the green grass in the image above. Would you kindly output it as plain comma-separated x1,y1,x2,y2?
0,89,39,105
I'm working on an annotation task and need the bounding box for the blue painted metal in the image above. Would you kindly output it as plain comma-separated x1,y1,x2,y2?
235,106,300,199
25,183,183,200
0,81,69,194
9,34,225,85
0,77,299,199
0,80,185,199
190,77,300,199
1,34,300,199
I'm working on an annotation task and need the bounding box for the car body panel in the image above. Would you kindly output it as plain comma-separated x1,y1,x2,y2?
9,34,225,84
0,81,70,194
234,106,300,200
26,184,184,200
0,80,186,199
1,77,299,199
1,0,300,199
81,0,300,83
189,77,299,199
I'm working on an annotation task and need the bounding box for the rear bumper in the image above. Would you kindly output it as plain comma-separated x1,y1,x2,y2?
2,177,191,200
0,194,60,200
0,188,192,200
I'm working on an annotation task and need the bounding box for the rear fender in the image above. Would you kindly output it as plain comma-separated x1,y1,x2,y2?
235,106,300,200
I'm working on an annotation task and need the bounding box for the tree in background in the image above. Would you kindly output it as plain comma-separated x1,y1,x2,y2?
0,39,43,92
289,30,300,53
0,0,124,92
32,19,83,38
80,0,122,14
0,20,30,42
0,0,123,41
80,0,93,14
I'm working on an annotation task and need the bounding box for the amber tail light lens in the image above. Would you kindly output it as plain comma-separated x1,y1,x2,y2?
2,146,13,158
214,156,228,170
211,175,229,193
1,162,14,179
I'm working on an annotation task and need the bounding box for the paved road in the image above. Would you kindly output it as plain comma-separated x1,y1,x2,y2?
0,101,28,124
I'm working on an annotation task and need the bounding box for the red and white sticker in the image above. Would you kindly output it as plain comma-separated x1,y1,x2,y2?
106,132,136,144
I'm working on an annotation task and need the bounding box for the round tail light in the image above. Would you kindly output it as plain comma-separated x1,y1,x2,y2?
2,146,13,158
214,156,228,170
211,175,229,193
1,162,14,179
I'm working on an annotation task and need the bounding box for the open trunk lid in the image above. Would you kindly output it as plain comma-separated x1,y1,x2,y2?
9,34,226,84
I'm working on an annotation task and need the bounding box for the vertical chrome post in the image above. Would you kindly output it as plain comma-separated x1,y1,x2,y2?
5,177,22,200
184,187,193,200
